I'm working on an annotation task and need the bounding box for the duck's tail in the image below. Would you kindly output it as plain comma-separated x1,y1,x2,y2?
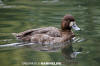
12,33,22,39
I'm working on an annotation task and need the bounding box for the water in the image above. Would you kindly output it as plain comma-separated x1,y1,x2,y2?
0,0,100,66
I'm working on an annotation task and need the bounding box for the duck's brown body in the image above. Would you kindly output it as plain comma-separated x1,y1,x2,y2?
12,14,80,44
13,27,61,41
30,29,75,44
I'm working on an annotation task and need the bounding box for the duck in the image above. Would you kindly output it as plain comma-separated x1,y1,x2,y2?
12,14,80,44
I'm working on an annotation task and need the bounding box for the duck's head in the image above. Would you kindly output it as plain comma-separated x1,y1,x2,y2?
61,14,80,31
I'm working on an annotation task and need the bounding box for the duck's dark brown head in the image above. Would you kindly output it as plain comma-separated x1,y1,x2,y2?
61,14,80,31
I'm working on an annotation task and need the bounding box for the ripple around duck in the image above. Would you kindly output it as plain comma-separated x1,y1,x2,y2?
0,42,35,48
0,37,84,53
0,40,70,51
72,37,85,43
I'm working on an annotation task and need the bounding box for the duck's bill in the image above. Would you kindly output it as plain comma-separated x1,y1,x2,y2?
70,22,80,31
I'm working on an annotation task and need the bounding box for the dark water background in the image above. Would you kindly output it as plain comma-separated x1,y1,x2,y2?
0,0,100,66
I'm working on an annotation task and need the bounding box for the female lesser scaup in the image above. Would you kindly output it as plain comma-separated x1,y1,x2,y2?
12,14,80,44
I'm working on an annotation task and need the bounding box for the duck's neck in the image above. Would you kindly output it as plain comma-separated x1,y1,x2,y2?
61,27,71,31
61,29,71,32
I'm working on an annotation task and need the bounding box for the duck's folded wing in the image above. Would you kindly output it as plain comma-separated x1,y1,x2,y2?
14,27,61,38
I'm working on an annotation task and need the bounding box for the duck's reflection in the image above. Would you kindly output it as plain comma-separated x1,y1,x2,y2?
61,43,82,64
24,41,81,60
61,43,73,60
24,41,72,52
0,40,81,64
0,40,81,61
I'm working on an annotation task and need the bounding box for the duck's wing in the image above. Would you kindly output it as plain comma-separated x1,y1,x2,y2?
12,27,61,39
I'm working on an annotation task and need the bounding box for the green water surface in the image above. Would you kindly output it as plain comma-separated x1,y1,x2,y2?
0,0,100,66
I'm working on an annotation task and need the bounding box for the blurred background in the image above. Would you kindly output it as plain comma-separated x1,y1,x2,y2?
0,0,100,66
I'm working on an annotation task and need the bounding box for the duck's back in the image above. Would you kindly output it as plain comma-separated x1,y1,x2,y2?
13,27,61,41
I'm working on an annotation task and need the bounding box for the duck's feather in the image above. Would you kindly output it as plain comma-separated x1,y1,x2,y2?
13,27,62,41
31,31,74,44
